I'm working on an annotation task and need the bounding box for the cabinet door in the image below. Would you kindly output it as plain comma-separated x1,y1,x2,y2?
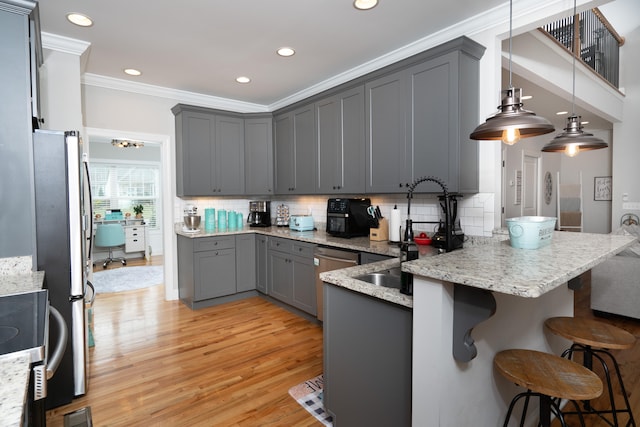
407,55,455,193
215,115,245,195
245,117,274,195
179,110,216,196
255,235,268,294
268,250,293,304
365,71,409,193
194,248,236,300
274,113,295,194
236,234,256,292
338,85,366,194
291,105,316,194
316,96,340,193
291,253,316,316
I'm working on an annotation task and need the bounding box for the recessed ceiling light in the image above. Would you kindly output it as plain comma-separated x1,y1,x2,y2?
353,0,378,10
581,120,590,125
66,13,93,27
277,47,295,57
236,76,251,84
556,111,568,115
124,68,142,76
521,95,533,100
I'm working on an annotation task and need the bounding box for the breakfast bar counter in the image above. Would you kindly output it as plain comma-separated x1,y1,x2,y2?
403,231,636,426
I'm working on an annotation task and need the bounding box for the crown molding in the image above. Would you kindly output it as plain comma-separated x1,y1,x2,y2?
82,73,269,113
41,32,90,56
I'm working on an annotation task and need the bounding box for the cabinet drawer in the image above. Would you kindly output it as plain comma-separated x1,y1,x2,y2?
125,226,144,238
194,236,235,252
292,242,314,258
269,236,293,252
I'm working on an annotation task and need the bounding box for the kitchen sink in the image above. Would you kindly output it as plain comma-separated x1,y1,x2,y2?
354,267,402,289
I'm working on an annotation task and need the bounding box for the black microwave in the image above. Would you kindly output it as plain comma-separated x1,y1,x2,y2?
326,198,372,238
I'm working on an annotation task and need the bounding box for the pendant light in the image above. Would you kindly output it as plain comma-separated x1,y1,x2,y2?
542,0,608,157
470,0,554,145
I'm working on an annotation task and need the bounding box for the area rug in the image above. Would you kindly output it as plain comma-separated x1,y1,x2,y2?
92,266,163,294
288,374,333,427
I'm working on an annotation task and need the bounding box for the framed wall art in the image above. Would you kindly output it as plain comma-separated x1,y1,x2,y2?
594,176,612,201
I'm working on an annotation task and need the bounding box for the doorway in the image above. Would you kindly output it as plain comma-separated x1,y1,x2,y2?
522,151,540,217
85,128,169,295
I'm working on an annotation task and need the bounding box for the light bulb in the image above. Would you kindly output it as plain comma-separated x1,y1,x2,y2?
565,144,580,157
501,128,521,145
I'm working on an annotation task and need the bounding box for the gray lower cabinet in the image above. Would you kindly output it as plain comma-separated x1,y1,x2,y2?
172,104,245,196
244,115,274,195
274,104,317,194
324,284,412,426
267,237,316,315
178,235,237,308
255,235,268,294
316,85,365,194
235,234,256,292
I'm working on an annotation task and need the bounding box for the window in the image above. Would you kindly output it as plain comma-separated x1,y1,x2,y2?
89,162,160,229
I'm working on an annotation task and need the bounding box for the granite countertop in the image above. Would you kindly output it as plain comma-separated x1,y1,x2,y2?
402,231,637,297
0,353,31,427
0,256,46,427
175,224,405,257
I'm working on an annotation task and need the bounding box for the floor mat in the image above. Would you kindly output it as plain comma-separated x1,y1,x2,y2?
288,374,333,426
92,266,163,293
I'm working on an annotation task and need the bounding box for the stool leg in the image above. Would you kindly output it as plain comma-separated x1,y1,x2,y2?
594,348,637,427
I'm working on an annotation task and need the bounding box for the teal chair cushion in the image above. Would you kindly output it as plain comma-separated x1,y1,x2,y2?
95,223,125,248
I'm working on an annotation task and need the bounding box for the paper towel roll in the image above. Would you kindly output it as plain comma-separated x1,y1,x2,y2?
389,206,401,242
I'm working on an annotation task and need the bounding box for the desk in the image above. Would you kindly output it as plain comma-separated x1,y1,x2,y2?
93,220,146,258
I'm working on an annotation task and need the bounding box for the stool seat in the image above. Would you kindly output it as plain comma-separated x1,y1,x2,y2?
545,317,635,350
495,349,602,401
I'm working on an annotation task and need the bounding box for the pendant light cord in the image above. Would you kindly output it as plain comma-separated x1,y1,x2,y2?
508,0,513,89
571,0,577,115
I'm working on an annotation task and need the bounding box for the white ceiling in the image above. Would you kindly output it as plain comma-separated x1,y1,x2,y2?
38,0,637,126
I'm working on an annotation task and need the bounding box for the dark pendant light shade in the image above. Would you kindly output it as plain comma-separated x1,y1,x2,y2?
469,87,555,144
542,115,608,157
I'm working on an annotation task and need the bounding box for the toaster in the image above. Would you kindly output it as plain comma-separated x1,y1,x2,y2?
289,215,315,231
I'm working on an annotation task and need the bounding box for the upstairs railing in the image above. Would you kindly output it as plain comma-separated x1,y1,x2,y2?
542,8,624,88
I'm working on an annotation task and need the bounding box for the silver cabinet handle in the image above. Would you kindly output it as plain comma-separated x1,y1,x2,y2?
47,305,68,380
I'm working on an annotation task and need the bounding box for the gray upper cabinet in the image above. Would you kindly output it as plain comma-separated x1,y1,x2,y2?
365,37,482,194
172,104,244,197
0,3,39,258
407,51,480,193
274,104,317,194
365,71,410,193
244,115,274,195
316,85,365,194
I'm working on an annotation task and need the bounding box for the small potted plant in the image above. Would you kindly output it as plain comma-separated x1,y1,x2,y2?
133,204,144,219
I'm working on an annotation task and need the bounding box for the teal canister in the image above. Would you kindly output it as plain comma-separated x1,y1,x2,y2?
217,209,227,230
236,212,243,229
204,208,215,231
228,211,237,229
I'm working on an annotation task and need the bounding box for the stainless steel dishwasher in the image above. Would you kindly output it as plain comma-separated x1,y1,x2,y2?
314,246,359,321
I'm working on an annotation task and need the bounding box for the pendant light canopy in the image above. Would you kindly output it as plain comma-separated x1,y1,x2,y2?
542,0,607,156
470,0,554,145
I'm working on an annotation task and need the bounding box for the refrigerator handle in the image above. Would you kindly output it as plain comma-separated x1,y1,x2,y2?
85,280,96,306
84,161,94,262
47,305,68,380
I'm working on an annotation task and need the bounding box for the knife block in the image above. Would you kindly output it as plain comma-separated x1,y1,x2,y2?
369,218,388,241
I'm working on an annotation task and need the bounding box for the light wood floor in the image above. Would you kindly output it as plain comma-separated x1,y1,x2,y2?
46,257,324,426
46,261,638,426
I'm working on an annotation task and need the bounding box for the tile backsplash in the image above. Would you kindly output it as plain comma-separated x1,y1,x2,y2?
177,193,495,237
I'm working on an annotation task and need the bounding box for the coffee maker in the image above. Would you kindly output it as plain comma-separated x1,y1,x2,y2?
247,201,271,227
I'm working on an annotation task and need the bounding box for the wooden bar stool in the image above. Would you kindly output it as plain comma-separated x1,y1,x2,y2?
545,317,637,427
495,349,602,427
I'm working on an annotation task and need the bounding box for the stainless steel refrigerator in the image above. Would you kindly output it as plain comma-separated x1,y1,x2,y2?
33,129,93,409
